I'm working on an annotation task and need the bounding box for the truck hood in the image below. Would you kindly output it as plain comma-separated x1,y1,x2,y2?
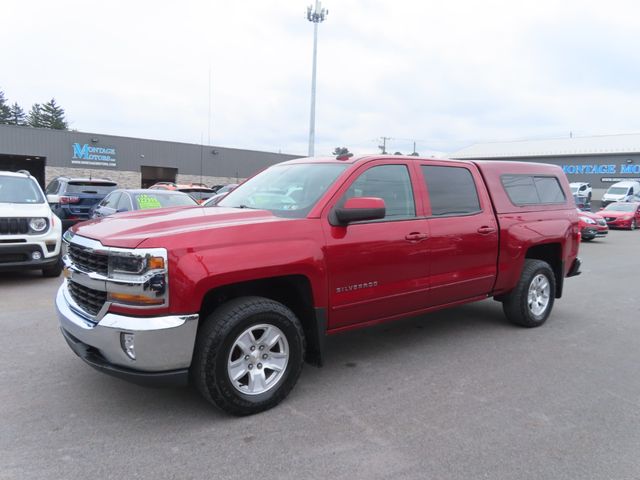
72,206,282,248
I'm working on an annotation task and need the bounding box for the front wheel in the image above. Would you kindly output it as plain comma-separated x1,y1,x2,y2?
631,219,637,230
503,259,556,328
192,296,305,416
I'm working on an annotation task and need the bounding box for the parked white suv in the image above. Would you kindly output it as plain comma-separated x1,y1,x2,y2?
0,171,62,277
569,182,592,201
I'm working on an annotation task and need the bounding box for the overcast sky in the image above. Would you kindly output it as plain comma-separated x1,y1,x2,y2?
3,0,640,157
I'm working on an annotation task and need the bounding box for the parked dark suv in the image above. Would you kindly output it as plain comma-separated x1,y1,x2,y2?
45,177,118,230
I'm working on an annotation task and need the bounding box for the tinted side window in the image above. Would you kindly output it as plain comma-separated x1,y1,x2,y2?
103,192,121,209
534,177,565,203
502,176,538,204
421,166,481,216
502,175,566,205
340,165,415,219
117,193,132,211
45,180,59,194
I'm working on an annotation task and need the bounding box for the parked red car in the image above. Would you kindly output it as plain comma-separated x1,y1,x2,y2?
577,209,608,241
599,202,640,230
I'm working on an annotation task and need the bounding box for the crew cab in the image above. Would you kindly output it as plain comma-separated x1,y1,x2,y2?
56,155,581,415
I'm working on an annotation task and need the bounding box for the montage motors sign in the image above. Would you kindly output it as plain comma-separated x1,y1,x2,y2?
71,143,117,167
562,163,640,175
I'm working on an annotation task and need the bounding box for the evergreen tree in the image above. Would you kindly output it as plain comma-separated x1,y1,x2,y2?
8,102,27,126
0,90,11,124
332,146,353,158
28,103,45,128
41,98,68,130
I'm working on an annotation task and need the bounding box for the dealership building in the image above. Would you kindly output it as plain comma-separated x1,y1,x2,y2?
452,133,640,201
0,124,299,189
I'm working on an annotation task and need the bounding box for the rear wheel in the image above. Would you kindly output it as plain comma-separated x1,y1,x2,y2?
192,296,305,416
503,259,556,328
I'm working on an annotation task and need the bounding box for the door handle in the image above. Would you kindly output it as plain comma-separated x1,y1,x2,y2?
477,226,496,234
405,232,429,242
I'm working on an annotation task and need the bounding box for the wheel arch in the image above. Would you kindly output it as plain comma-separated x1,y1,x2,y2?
198,275,326,366
525,242,563,298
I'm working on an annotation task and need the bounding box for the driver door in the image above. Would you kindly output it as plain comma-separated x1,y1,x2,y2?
322,161,431,331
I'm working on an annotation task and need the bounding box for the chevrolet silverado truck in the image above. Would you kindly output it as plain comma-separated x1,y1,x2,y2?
56,155,581,415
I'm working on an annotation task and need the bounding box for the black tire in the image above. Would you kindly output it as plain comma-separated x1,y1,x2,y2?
42,257,62,277
192,296,305,416
502,259,556,328
631,219,637,231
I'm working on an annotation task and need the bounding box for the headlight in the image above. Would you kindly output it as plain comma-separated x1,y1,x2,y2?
579,216,596,225
106,249,168,308
29,217,48,232
109,253,165,275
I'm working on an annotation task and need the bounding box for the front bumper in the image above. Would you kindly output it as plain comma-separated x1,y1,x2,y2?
56,283,199,387
580,227,608,239
0,225,61,271
0,244,60,271
605,219,633,229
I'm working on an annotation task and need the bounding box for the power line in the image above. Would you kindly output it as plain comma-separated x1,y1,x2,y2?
378,136,391,154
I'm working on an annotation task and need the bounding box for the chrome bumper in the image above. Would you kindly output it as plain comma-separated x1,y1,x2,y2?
56,283,199,376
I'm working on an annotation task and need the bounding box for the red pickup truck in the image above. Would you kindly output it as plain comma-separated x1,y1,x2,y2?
57,155,581,415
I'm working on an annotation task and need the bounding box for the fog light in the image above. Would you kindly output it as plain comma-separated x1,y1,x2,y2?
32,251,42,260
120,333,136,360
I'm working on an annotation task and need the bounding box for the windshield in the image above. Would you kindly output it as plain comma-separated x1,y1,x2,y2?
180,189,214,201
133,192,198,209
218,163,348,218
0,176,45,204
604,203,635,212
606,187,630,195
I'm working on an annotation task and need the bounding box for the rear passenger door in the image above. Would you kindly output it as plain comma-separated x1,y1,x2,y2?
418,162,499,306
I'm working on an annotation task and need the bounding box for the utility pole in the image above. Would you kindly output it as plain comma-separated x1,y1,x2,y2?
378,136,391,154
306,1,328,157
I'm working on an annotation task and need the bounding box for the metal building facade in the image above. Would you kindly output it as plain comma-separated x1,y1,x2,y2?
451,134,640,200
0,124,300,187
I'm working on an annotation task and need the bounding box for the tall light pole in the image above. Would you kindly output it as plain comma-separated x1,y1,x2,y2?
306,1,328,157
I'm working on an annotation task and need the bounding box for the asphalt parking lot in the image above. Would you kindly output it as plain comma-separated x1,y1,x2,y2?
1,229,639,480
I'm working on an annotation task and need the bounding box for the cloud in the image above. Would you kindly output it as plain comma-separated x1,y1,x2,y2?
3,0,640,157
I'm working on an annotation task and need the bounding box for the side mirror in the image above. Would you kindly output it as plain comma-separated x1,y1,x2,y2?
333,197,386,225
47,194,59,204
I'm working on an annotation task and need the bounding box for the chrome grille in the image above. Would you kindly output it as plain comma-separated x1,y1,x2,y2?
68,243,108,275
605,217,616,222
0,218,29,235
67,280,107,317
